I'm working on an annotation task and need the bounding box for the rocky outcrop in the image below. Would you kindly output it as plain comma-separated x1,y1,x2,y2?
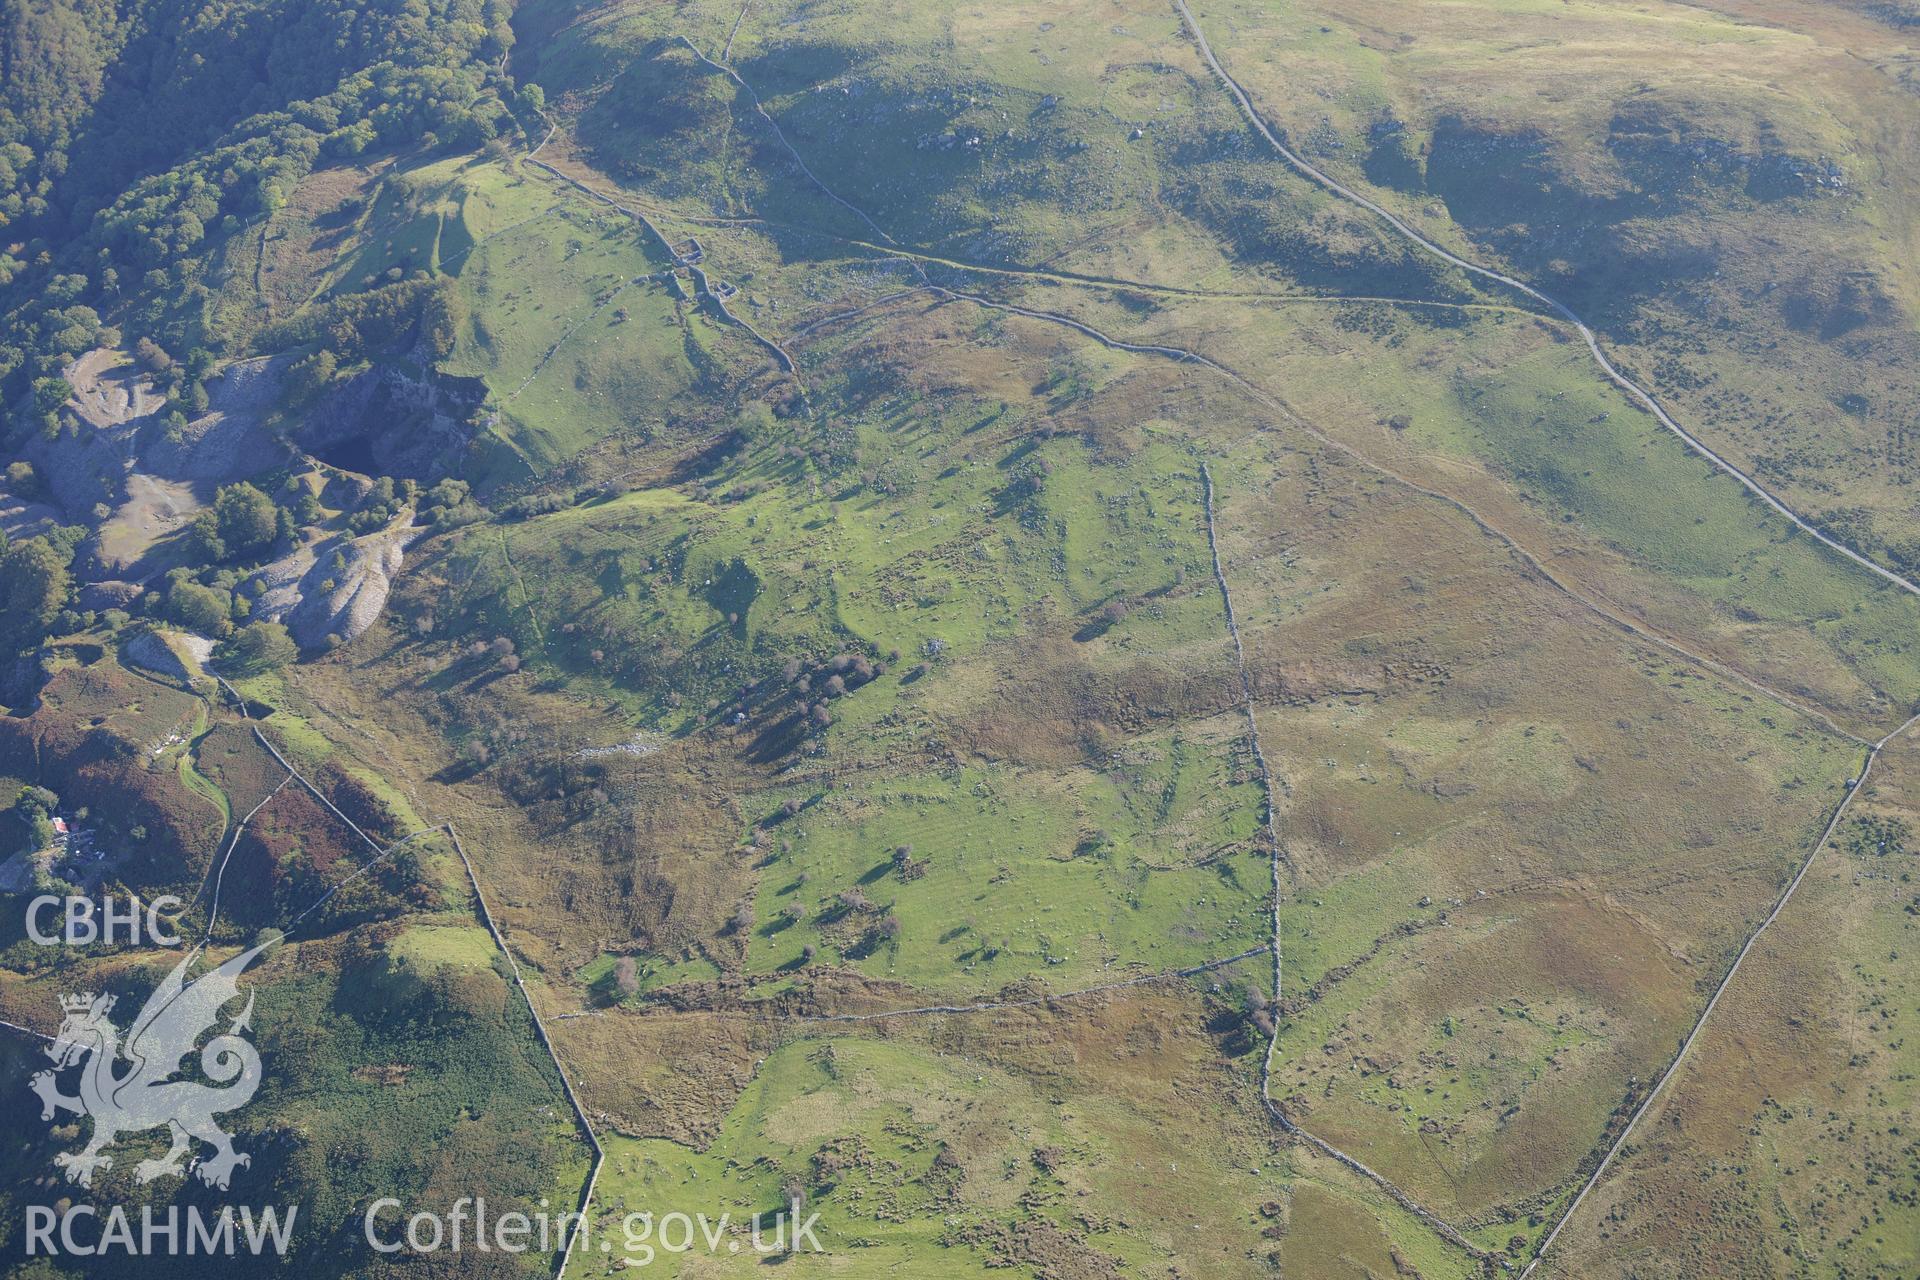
1606,100,1847,201
121,628,214,685
242,517,415,651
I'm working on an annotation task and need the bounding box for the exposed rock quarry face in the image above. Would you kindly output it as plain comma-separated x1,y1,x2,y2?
63,348,164,432
28,350,295,578
296,364,487,481
243,517,414,651
17,348,424,650
37,351,291,498
0,490,65,542
140,357,293,482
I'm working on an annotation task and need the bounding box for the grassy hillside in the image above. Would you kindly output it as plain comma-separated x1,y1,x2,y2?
4,0,1919,1276
1188,0,1920,579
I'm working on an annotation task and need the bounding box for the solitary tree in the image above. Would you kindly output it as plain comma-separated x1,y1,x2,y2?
213,482,279,558
134,337,173,374
220,620,297,673
5,460,39,498
166,581,232,636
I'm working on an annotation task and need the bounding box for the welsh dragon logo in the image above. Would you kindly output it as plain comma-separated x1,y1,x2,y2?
31,940,272,1190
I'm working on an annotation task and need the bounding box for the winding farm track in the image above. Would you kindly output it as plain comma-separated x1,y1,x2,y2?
927,283,1868,744
2,14,1884,1271
721,0,751,61
512,24,1879,751
505,31,1913,1263
648,33,1868,744
662,18,1916,1264
1171,0,1920,603
584,183,1539,319
1167,0,1920,1266
675,35,908,253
